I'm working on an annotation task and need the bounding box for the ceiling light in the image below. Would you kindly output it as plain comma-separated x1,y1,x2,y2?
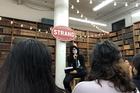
125,2,128,7
93,0,114,11
135,3,139,7
114,2,117,6
131,11,140,17
77,0,80,3
80,14,83,18
77,10,80,14
71,5,74,9
69,17,107,26
90,0,93,4
20,24,23,27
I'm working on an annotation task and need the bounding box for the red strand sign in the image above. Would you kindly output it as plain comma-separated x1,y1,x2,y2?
51,26,75,41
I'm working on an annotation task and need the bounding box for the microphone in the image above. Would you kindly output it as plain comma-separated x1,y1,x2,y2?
73,54,77,59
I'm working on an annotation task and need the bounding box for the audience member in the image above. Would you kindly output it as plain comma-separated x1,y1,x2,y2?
133,54,140,91
72,40,139,93
0,39,64,93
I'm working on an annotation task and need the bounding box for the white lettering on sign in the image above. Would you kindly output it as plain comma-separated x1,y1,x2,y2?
53,30,74,37
53,30,58,35
51,26,75,41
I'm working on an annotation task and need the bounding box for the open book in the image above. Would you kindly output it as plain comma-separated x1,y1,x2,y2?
64,67,74,73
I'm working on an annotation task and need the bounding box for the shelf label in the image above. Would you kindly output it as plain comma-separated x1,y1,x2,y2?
51,26,75,41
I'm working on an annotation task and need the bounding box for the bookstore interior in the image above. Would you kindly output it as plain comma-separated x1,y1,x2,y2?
0,0,140,92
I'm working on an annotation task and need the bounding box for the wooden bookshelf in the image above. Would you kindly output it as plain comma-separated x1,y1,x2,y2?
72,30,89,67
122,26,134,60
133,22,140,55
0,17,56,74
66,30,106,72
0,16,109,74
109,26,134,60
109,30,123,52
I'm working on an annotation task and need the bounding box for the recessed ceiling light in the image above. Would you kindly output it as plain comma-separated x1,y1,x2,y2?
77,0,80,3
77,10,79,14
114,2,117,6
125,2,128,7
135,3,139,7
80,14,83,18
90,0,93,4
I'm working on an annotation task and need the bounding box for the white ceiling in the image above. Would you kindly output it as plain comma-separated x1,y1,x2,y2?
70,0,139,22
16,0,140,22
13,0,140,31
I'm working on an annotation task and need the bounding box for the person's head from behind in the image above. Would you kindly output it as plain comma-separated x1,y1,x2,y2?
133,54,140,76
0,39,55,93
89,40,136,92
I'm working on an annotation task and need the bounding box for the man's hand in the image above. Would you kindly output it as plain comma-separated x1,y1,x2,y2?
70,70,77,74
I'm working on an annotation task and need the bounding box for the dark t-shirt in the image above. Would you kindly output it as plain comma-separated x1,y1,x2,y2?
65,55,86,76
67,55,85,69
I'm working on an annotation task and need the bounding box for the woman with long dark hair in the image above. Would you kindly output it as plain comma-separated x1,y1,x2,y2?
0,39,64,93
72,40,139,93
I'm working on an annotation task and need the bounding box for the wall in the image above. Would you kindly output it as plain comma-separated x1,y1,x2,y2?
132,10,140,23
69,21,104,32
0,0,107,32
2,0,140,32
108,9,140,31
0,0,54,22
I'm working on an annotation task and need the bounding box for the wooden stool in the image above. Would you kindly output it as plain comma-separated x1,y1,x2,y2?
71,78,81,90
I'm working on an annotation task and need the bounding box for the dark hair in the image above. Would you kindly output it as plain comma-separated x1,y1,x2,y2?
69,46,79,55
0,39,56,93
133,54,140,75
88,40,136,92
69,46,80,60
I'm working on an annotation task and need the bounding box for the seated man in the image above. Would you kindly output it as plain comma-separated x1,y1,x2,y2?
63,45,87,93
